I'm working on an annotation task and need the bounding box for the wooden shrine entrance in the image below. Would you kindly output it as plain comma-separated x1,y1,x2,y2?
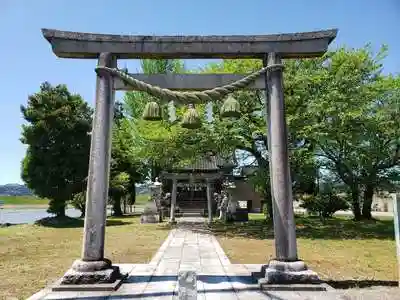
161,153,235,217
161,171,224,219
177,181,209,210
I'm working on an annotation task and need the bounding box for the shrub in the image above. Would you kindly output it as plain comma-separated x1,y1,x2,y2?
300,191,349,219
70,192,86,218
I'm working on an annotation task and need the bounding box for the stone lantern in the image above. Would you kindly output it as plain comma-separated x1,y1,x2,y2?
149,177,163,206
141,178,163,224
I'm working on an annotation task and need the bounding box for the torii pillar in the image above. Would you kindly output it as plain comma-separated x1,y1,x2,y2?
260,53,320,285
61,53,123,285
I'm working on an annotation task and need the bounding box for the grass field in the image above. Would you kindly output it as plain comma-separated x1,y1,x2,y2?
212,214,398,283
0,195,48,206
0,215,169,299
135,193,150,205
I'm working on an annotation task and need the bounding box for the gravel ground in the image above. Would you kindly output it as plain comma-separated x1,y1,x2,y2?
300,287,400,299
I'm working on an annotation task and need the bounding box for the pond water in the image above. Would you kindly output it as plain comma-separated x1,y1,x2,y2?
0,208,82,224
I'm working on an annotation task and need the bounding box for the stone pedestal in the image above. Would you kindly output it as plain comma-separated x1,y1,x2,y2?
149,178,163,222
259,260,320,285
140,214,159,223
61,259,121,285
170,179,177,224
140,199,160,224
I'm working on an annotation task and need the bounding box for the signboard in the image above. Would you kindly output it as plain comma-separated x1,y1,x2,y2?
0,200,3,225
392,193,400,287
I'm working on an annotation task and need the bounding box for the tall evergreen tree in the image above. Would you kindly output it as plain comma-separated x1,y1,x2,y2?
20,82,92,217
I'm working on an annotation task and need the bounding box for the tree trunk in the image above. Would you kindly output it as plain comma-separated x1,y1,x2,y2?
123,197,127,214
57,208,66,217
78,203,86,218
113,196,123,216
350,187,362,221
264,192,273,221
362,184,374,220
79,202,85,218
48,199,66,217
257,157,273,222
129,191,136,206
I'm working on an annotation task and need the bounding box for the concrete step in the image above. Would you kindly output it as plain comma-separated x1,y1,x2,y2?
180,208,205,212
182,212,203,217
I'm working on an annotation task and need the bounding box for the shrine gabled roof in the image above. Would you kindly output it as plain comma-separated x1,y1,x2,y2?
169,153,236,173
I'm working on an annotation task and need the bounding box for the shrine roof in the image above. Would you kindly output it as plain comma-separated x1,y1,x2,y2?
167,153,236,173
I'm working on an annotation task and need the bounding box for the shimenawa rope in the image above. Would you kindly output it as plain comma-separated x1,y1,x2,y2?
95,64,283,103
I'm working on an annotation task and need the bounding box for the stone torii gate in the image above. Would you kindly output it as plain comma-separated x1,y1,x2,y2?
41,28,337,287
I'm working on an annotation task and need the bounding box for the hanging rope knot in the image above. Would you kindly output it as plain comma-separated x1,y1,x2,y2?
95,62,282,104
266,63,285,72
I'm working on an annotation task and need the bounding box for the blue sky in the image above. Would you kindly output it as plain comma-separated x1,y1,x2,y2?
0,0,399,184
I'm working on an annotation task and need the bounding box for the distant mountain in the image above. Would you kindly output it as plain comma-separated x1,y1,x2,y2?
0,184,33,196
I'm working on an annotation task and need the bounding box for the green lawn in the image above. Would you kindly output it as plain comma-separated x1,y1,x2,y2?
0,195,48,206
135,193,150,205
211,214,398,283
0,215,169,299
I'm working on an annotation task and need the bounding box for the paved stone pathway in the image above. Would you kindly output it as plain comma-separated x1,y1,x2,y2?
29,217,400,299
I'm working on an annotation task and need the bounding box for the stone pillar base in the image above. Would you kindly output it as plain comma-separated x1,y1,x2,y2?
140,214,159,224
259,259,320,285
60,259,122,285
169,219,177,225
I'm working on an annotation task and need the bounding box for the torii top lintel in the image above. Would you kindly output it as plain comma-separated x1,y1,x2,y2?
41,28,338,59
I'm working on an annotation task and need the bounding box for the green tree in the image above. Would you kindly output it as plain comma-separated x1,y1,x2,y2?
211,47,398,222
299,187,349,220
301,46,400,220
358,75,400,218
200,59,318,219
109,172,130,216
20,82,92,217
109,101,147,213
70,191,86,218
